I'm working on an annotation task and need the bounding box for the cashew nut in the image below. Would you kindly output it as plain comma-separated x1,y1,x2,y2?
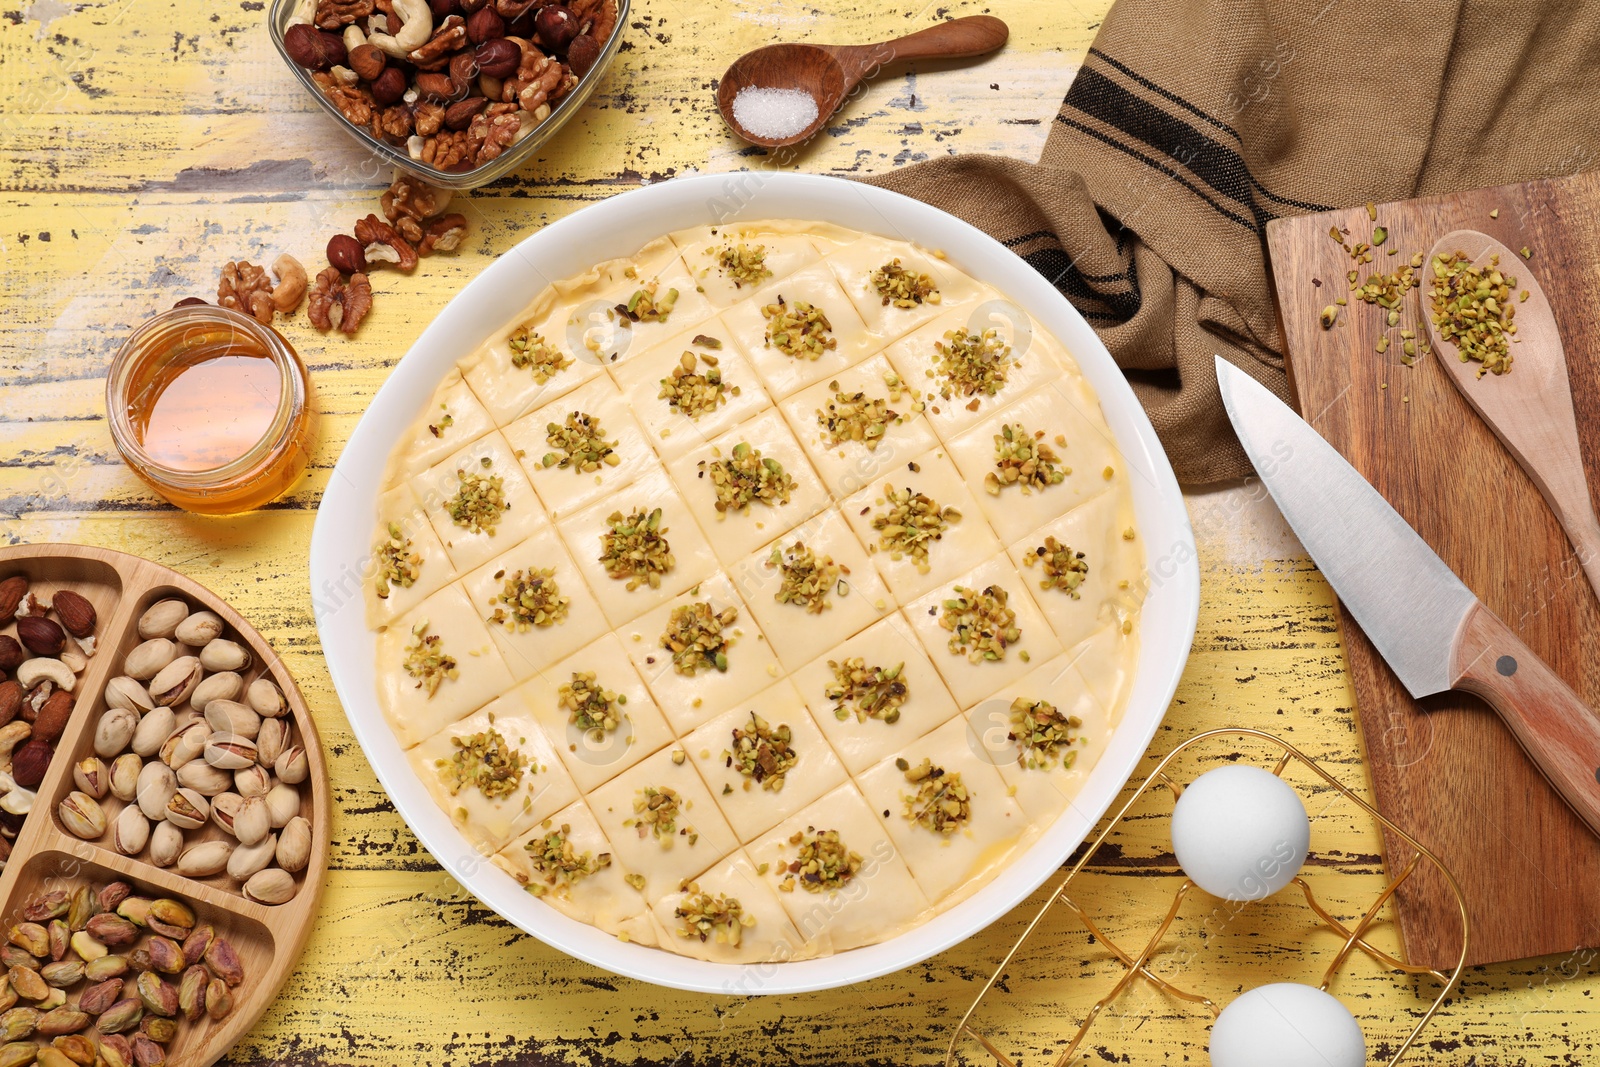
1,786,34,816
368,0,431,59
343,23,367,50
286,0,315,27
0,722,31,763
17,657,75,694
270,254,309,314
329,64,359,87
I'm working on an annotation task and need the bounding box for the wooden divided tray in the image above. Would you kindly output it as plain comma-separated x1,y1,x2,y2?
0,544,329,1065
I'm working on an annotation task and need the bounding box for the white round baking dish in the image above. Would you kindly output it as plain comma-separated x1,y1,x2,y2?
310,171,1199,994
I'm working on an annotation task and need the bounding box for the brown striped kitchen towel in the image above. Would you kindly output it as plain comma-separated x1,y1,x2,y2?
867,0,1600,483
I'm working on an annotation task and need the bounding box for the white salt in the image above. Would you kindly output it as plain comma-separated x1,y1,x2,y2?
731,86,820,141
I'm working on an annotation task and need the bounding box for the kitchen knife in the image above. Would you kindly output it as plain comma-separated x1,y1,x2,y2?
1215,355,1600,838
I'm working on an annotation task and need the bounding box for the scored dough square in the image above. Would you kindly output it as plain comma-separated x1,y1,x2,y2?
406,696,579,856
855,715,1030,908
670,223,827,309
461,288,606,427
410,431,543,576
376,583,517,748
747,783,930,954
1063,623,1138,722
610,317,773,460
820,235,986,347
666,409,833,569
567,237,717,358
493,799,655,946
503,375,662,520
721,264,882,398
617,571,779,736
793,613,961,775
1004,490,1144,653
946,377,1122,544
882,306,1059,442
518,633,677,794
726,508,896,673
969,653,1114,822
776,353,942,501
648,849,807,963
388,367,497,481
902,553,1067,709
679,680,847,844
459,526,609,681
835,447,1002,603
365,482,455,629
556,465,720,629
587,746,742,900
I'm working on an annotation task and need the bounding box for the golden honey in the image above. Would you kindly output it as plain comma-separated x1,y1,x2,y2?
107,306,314,515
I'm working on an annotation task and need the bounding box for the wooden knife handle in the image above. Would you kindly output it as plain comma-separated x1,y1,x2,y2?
1451,601,1600,837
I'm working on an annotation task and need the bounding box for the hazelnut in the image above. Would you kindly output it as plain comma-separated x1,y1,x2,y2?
428,0,459,14
414,72,460,101
459,0,488,11
172,297,208,309
449,50,479,88
444,96,487,130
534,4,577,51
327,234,368,274
0,635,24,672
12,738,54,790
466,6,503,43
474,37,520,79
283,23,347,71
567,32,600,77
347,43,386,81
370,65,408,106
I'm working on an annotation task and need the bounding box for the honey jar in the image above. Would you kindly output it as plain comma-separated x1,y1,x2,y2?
107,305,315,515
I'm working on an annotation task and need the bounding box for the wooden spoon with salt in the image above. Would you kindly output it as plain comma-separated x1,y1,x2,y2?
1423,228,1600,603
716,16,1009,148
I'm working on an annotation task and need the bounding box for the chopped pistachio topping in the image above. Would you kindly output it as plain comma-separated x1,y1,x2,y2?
599,507,675,590
625,785,694,845
662,601,738,675
768,540,842,614
939,584,1021,663
1429,250,1518,377
374,521,422,599
558,670,625,738
1008,697,1082,770
542,410,620,473
675,886,755,945
439,728,526,799
428,412,454,437
825,658,908,724
725,712,797,792
487,566,570,630
871,483,958,572
984,422,1068,494
870,258,941,308
933,327,1013,400
616,279,679,323
702,442,795,512
659,350,727,420
899,757,971,834
508,326,572,382
692,333,723,350
777,827,862,893
1025,536,1089,597
714,241,773,288
446,463,507,535
762,295,837,359
816,375,923,450
403,621,458,697
523,823,610,896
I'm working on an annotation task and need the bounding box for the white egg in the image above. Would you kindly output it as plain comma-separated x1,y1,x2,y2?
1209,983,1365,1067
1171,764,1308,900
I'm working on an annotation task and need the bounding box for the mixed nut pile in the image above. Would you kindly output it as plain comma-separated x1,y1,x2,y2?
0,576,101,867
72,597,312,905
1,879,244,1067
283,0,617,172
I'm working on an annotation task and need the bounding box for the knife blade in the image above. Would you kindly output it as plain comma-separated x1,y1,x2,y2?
1216,355,1600,837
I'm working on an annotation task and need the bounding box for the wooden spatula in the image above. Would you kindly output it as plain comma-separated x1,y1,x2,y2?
1423,228,1600,604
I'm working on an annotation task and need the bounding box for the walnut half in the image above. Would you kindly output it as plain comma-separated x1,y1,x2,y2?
307,267,373,334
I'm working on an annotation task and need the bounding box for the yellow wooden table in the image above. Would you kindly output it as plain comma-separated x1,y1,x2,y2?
3,0,1594,1061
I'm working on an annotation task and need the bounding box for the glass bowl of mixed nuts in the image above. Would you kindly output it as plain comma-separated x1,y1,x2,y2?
268,0,627,189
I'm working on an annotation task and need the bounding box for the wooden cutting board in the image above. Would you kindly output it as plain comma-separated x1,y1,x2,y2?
1265,172,1600,970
